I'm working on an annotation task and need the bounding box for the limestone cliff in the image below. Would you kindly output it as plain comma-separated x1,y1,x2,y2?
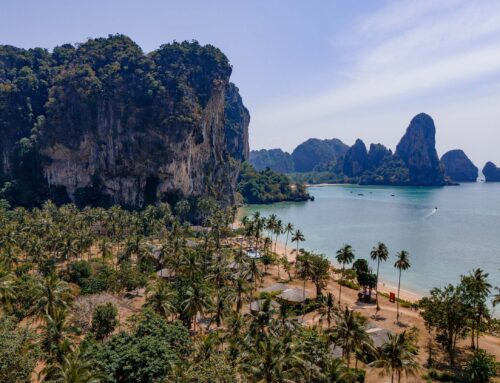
483,162,500,182
395,113,445,186
0,36,249,208
249,149,295,173
343,139,368,177
441,150,478,182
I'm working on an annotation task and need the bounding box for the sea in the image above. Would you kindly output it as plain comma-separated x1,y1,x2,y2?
241,183,500,307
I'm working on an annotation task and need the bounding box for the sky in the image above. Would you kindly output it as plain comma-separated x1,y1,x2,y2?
2,0,500,167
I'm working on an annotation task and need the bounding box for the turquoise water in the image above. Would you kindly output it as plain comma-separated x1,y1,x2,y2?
242,183,500,300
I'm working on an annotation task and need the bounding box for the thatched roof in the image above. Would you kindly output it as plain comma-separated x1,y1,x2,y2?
249,299,280,313
156,268,175,279
277,288,309,303
260,283,289,293
366,327,393,348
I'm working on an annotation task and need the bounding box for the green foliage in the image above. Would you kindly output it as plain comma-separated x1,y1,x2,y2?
68,260,92,285
84,309,192,383
237,162,311,204
0,316,41,383
92,302,118,340
462,350,498,383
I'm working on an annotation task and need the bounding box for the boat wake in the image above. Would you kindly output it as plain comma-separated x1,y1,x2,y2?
424,207,438,219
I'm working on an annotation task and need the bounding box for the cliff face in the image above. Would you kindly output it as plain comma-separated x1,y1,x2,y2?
441,150,478,182
291,138,348,172
343,139,368,177
483,162,500,182
249,149,295,173
0,36,249,208
395,113,445,186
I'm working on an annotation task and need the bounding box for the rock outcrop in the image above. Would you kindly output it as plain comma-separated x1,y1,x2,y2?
395,113,445,186
0,36,249,208
249,149,295,173
343,139,368,177
483,162,500,182
441,150,478,182
291,138,349,172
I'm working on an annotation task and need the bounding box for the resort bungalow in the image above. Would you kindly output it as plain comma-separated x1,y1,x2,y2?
366,327,394,348
277,288,310,305
260,283,289,294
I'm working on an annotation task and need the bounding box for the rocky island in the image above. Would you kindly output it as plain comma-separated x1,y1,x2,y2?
483,161,500,182
441,150,478,182
251,113,448,186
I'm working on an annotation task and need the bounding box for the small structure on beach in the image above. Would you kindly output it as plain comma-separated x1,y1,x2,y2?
366,327,394,348
246,248,262,259
249,299,281,315
277,288,309,304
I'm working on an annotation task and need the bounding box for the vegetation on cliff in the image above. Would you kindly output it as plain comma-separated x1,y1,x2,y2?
237,162,311,204
0,35,249,209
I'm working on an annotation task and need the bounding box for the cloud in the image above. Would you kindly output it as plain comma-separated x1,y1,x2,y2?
251,0,500,164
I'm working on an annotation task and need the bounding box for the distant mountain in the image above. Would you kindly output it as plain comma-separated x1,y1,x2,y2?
291,138,349,172
441,150,478,182
249,149,295,173
483,162,500,182
252,113,456,187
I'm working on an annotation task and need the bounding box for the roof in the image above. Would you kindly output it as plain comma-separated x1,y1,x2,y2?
277,288,309,303
260,283,289,293
249,299,281,313
156,268,175,279
366,327,394,348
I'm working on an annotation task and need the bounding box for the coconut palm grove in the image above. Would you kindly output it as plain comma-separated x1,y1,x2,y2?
0,200,498,382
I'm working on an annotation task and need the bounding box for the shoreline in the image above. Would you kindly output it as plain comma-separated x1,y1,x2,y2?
272,236,423,302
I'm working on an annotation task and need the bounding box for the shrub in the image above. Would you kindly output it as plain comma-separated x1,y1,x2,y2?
69,260,92,285
92,302,118,340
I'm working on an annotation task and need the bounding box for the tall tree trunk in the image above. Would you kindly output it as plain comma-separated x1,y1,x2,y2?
396,269,402,323
375,259,380,312
338,265,344,305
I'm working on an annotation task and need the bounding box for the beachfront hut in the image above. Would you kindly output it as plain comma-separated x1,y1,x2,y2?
249,299,281,315
246,248,262,259
277,288,310,304
366,327,394,348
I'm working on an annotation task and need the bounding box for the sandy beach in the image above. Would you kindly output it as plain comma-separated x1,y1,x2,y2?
272,238,423,302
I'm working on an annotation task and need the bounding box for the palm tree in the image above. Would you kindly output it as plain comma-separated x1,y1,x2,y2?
335,245,355,305
0,269,16,312
462,268,492,349
370,242,389,313
182,282,212,331
248,258,263,291
33,273,74,319
273,219,283,279
234,275,250,313
283,222,294,259
146,278,177,320
394,251,411,323
317,292,335,329
296,253,314,298
371,331,420,383
42,348,102,383
291,229,305,255
330,307,371,369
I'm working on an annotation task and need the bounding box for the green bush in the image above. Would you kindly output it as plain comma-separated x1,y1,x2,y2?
92,303,118,340
69,260,92,285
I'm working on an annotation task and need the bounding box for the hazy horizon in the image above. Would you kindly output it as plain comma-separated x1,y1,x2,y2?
2,0,500,168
